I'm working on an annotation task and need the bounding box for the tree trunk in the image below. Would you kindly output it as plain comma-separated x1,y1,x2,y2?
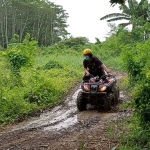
0,21,5,47
20,17,28,42
12,9,16,36
3,0,8,48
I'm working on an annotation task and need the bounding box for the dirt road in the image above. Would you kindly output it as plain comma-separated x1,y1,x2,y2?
0,70,130,150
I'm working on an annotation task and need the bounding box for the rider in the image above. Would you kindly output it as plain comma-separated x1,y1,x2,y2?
83,49,110,81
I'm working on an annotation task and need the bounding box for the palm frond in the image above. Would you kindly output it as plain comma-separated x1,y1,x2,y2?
136,0,149,18
107,17,130,22
119,4,129,12
100,13,130,20
128,0,138,15
100,0,148,31
118,22,131,28
119,3,128,9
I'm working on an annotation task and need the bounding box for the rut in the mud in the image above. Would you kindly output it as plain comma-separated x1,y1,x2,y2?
0,70,130,150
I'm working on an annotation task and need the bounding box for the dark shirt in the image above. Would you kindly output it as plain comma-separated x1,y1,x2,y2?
83,56,103,72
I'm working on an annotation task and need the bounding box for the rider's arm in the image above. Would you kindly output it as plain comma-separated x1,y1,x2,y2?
84,68,90,76
101,64,109,74
83,59,90,76
95,57,109,74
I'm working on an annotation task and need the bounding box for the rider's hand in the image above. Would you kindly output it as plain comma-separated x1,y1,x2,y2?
107,72,111,77
86,72,90,76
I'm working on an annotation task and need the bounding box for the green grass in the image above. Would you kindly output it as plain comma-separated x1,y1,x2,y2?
0,44,124,126
0,52,84,125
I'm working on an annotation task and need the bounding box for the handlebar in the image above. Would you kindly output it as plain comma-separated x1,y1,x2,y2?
89,74,114,80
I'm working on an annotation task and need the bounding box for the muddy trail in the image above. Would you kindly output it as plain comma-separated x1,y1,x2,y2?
0,70,131,150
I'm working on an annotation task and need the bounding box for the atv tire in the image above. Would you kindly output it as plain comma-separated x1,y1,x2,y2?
104,93,113,111
77,91,87,111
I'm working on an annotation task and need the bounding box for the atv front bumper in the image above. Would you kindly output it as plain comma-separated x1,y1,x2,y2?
82,91,107,96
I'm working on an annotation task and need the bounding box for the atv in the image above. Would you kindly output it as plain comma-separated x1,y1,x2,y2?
76,74,119,111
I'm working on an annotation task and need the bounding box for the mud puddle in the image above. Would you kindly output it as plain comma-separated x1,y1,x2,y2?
0,71,130,150
10,87,118,132
8,72,126,133
1,72,127,134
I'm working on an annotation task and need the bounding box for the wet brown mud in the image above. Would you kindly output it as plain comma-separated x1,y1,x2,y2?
0,70,130,150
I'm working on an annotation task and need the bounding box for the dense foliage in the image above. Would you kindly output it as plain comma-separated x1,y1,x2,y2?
0,0,69,48
101,0,150,33
0,0,150,149
109,19,150,150
100,1,150,145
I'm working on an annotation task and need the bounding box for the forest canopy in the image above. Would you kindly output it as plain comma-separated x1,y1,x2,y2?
0,0,69,48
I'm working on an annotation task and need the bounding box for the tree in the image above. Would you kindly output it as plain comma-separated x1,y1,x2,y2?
101,0,149,31
57,37,89,49
110,0,125,6
0,0,10,48
0,0,69,48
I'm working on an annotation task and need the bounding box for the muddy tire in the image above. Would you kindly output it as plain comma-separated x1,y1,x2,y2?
104,93,113,111
77,91,87,111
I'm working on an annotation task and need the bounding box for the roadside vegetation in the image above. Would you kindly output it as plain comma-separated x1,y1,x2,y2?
100,0,150,149
0,34,123,125
0,0,150,149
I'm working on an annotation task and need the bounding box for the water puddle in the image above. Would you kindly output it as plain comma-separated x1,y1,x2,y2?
77,110,116,123
44,115,77,131
11,76,127,132
12,88,81,131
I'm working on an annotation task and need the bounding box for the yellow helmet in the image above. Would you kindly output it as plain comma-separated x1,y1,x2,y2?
83,49,92,55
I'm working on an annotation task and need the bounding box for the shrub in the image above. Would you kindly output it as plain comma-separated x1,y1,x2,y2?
43,61,63,70
122,40,150,125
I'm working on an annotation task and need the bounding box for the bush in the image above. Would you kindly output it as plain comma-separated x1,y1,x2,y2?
57,37,90,50
0,87,36,124
43,61,63,70
5,33,38,86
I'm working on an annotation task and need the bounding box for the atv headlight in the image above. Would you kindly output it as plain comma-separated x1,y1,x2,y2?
83,84,90,92
98,86,107,92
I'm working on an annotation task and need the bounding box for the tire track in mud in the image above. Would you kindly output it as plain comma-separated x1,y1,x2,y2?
0,70,130,150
